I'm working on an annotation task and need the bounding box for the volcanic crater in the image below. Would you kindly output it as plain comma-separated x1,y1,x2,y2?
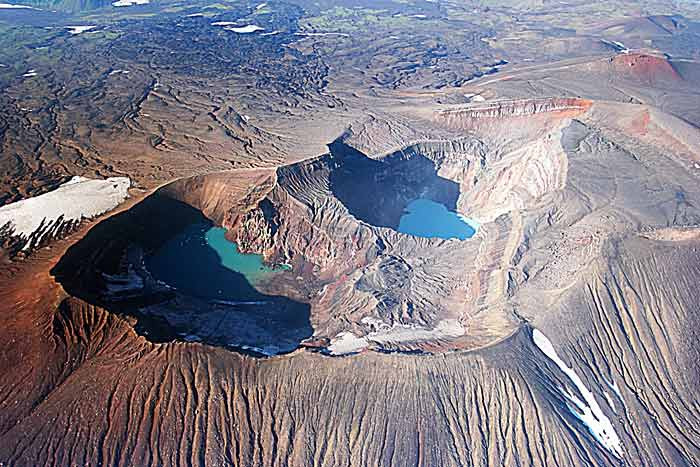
51,128,529,356
46,97,606,359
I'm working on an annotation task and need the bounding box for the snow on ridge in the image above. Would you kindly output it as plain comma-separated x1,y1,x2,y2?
112,0,148,7
65,25,96,35
608,378,623,400
327,332,369,355
0,3,38,9
327,318,465,355
223,24,264,33
0,176,130,247
603,390,617,414
532,329,623,458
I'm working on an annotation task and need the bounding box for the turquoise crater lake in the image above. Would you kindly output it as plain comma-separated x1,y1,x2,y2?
397,198,477,240
146,222,287,300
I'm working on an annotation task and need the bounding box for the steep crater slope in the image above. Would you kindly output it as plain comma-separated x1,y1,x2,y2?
6,97,700,466
51,170,314,356
51,98,590,356
326,140,461,229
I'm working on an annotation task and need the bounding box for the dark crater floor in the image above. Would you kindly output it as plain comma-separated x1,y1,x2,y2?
327,140,461,230
51,192,312,356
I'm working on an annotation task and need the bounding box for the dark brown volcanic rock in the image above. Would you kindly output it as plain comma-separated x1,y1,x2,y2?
4,1,700,463
4,83,700,464
5,70,700,461
2,230,700,465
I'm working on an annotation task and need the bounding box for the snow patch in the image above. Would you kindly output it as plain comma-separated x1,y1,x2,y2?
367,319,464,346
327,332,369,355
464,93,486,102
532,329,623,458
65,25,95,35
112,0,148,7
457,213,480,230
238,344,280,356
0,2,38,8
224,24,263,33
612,41,630,54
211,299,271,306
0,176,130,247
603,390,617,413
211,22,264,33
606,378,623,401
602,39,630,54
328,318,465,355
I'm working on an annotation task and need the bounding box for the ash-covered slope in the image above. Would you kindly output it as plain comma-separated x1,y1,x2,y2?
3,31,700,464
2,232,700,465
50,98,588,355
0,272,615,466
2,94,700,466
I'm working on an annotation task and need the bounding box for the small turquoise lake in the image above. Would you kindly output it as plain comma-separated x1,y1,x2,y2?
398,198,477,240
146,222,286,300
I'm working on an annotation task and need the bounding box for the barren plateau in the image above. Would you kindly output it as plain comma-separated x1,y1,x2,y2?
2,0,700,466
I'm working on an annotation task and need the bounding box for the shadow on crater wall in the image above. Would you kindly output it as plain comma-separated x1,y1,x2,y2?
51,190,312,355
328,140,460,229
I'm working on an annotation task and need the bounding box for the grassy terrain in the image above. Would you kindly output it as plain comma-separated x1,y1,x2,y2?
300,6,439,33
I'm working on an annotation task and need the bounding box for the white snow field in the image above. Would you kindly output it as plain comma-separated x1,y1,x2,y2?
532,329,624,458
0,3,37,8
0,176,130,245
112,0,148,7
65,25,96,35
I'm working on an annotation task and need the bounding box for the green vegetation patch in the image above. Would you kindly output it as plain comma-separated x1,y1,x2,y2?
300,6,423,32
